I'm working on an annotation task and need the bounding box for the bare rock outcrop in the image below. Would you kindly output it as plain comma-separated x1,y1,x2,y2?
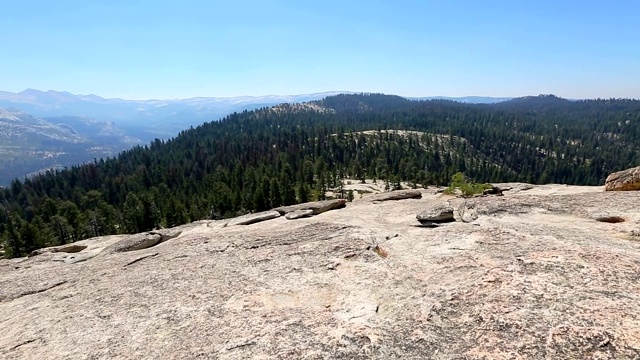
416,202,455,223
104,233,163,253
366,189,422,202
28,244,88,257
227,210,281,226
284,209,314,220
605,165,640,191
274,199,346,216
2,184,640,359
149,228,183,242
99,229,183,254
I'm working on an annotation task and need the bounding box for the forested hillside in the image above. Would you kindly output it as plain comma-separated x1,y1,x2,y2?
0,109,142,185
2,93,639,257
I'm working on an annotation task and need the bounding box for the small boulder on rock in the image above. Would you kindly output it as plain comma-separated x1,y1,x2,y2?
605,166,640,191
417,202,455,224
105,233,163,253
453,201,479,223
285,209,314,220
275,199,346,216
227,210,281,226
367,189,422,202
149,229,182,242
29,244,88,257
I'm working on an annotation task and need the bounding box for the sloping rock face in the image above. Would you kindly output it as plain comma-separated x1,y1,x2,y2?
605,166,640,191
1,185,640,359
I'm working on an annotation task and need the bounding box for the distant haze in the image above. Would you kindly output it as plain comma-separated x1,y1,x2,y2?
0,89,512,138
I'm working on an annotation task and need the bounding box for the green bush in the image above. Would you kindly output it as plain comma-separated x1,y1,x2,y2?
444,172,493,197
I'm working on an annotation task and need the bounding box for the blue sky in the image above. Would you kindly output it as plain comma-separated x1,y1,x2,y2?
2,0,639,99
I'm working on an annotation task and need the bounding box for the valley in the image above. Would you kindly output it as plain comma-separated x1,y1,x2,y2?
0,109,142,185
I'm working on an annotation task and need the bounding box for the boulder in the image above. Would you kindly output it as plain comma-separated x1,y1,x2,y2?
227,210,281,226
605,166,640,191
29,244,88,257
104,233,162,253
453,201,479,223
274,199,346,216
416,202,455,223
366,189,422,202
149,229,183,242
285,209,314,220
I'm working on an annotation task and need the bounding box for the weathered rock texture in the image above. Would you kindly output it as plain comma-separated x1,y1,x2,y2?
284,209,314,220
28,244,87,257
1,185,640,359
103,233,163,253
416,202,455,223
605,165,640,191
275,199,346,216
227,210,281,226
366,189,422,202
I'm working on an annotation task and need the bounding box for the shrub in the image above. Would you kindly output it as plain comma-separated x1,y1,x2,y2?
444,172,493,197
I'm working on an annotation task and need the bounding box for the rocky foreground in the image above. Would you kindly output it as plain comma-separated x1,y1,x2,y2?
1,184,640,359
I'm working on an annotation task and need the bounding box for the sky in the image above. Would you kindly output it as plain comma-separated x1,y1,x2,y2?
2,0,639,100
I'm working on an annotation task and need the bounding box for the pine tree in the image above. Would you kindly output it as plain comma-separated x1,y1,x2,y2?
297,182,309,203
346,190,354,202
4,213,21,257
269,178,282,208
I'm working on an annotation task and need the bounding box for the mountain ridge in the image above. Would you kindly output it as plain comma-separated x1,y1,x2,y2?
5,89,618,139
2,88,515,103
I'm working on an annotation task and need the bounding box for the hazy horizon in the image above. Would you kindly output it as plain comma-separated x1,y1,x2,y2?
5,88,637,103
2,88,518,102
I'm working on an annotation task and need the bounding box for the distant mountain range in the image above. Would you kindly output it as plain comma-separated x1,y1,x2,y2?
0,89,351,139
0,89,513,139
0,108,142,185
